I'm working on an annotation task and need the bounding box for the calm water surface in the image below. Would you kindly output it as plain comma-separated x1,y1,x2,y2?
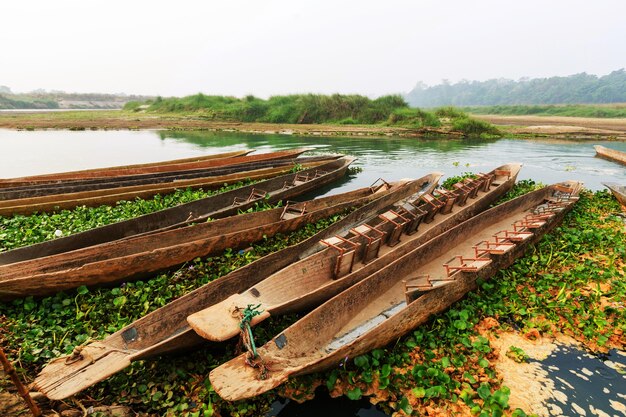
0,129,624,191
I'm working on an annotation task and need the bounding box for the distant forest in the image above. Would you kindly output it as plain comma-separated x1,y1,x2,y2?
0,86,152,109
405,69,626,107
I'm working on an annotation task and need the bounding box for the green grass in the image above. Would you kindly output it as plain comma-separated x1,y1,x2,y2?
464,104,626,118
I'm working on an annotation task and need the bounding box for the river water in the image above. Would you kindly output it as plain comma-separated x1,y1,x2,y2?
1,129,625,416
0,129,624,192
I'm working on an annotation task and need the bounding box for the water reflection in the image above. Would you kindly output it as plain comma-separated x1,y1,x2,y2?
0,129,624,191
267,391,388,417
541,346,626,416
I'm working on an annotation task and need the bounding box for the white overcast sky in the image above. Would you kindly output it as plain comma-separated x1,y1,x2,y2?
1,0,625,97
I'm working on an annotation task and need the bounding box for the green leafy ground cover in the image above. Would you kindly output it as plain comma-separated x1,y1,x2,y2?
1,184,624,417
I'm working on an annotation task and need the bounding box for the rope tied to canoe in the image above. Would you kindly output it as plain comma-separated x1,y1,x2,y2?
233,304,268,380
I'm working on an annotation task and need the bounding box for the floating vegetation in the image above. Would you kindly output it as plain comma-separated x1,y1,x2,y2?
0,184,624,416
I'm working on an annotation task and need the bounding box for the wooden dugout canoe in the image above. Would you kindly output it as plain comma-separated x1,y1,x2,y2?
33,173,443,400
188,163,522,342
595,145,626,166
0,149,251,188
0,174,415,300
0,152,320,201
0,156,352,265
0,156,336,217
0,149,262,189
603,182,626,208
209,181,583,401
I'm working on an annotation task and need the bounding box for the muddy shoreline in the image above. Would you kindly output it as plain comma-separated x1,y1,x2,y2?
1,111,625,140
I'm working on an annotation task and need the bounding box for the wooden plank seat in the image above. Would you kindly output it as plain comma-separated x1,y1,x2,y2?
492,169,512,186
443,255,492,277
512,217,545,231
532,204,564,216
434,188,457,214
320,235,359,278
350,224,385,263
463,178,483,198
395,202,427,235
369,178,392,194
378,210,408,246
232,188,268,206
403,274,432,304
547,184,576,203
476,173,494,192
452,183,472,206
418,194,445,223
493,230,533,243
526,210,555,220
280,201,308,220
473,240,515,257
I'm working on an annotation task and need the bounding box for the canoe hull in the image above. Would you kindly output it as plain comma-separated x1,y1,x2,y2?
0,156,350,264
595,145,626,166
33,174,444,400
209,182,581,401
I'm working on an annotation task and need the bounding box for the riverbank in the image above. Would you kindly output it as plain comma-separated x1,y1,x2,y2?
473,114,626,140
0,110,470,138
2,110,626,140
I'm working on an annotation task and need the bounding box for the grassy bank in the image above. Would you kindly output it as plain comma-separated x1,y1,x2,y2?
465,103,626,118
124,94,501,138
1,180,624,417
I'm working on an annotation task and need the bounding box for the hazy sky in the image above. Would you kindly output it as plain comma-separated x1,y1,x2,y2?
2,1,625,97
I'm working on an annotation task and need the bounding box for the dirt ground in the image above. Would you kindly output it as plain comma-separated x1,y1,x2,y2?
1,111,625,140
473,114,626,139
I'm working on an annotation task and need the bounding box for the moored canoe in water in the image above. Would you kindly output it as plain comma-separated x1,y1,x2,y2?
0,149,251,188
0,156,353,265
188,163,522,342
603,182,626,208
0,171,421,300
0,149,312,200
0,156,336,216
595,145,626,166
32,173,443,400
209,181,583,401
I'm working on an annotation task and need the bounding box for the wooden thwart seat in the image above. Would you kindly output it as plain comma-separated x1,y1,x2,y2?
434,189,457,214
378,210,408,246
232,188,268,206
282,170,328,190
452,183,472,206
512,217,545,231
350,224,385,263
403,274,432,304
320,235,359,278
476,173,494,192
395,202,426,235
280,201,307,220
493,230,533,243
418,194,444,223
443,255,492,277
463,178,483,198
369,178,392,194
473,240,515,257
492,169,512,186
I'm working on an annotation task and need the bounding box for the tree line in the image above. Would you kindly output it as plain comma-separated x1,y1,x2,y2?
405,69,626,107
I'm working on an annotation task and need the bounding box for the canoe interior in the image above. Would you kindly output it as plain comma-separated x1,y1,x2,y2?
0,155,336,215
208,181,582,401
0,156,353,265
187,164,522,343
0,153,327,201
33,172,444,400
0,177,408,300
0,149,251,187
